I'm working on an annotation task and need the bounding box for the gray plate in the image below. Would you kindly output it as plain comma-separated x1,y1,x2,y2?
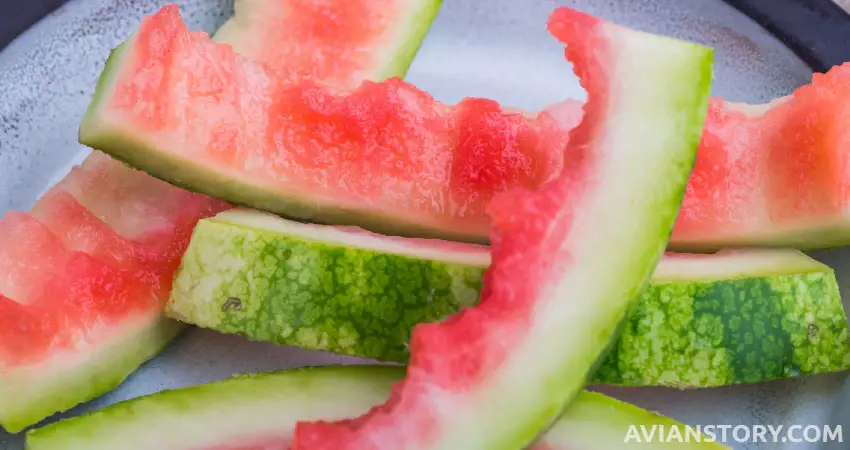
1,0,849,449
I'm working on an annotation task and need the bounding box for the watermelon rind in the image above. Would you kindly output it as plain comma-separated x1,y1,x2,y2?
168,209,850,386
213,0,443,84
24,365,728,449
166,208,488,362
0,312,183,433
79,6,474,244
595,249,850,387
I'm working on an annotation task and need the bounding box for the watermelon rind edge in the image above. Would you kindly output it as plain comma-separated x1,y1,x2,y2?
23,365,728,449
370,0,445,81
0,313,184,434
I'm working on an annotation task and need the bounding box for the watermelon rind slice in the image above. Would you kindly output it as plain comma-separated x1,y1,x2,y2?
166,208,488,363
167,209,850,387
595,248,850,387
1,313,182,434
75,6,565,245
213,0,443,87
24,365,729,450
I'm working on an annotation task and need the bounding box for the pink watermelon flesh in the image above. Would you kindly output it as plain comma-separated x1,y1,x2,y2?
0,155,228,352
80,5,578,243
290,7,710,449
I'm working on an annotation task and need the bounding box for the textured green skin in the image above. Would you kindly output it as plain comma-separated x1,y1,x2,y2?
167,219,485,362
26,365,727,450
169,219,850,387
595,270,850,387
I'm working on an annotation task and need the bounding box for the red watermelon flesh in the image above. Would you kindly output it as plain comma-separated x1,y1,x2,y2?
80,5,580,243
291,6,710,449
213,0,442,89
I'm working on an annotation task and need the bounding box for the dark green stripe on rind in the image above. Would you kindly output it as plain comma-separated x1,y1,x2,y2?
595,270,850,387
25,365,727,450
168,213,850,387
167,216,485,362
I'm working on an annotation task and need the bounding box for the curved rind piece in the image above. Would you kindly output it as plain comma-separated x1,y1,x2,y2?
213,0,443,87
25,365,728,450
167,208,488,362
1,313,182,434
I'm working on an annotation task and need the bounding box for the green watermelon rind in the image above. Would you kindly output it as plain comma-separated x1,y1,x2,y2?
166,208,488,362
167,210,850,387
595,251,850,387
24,365,729,449
0,313,184,434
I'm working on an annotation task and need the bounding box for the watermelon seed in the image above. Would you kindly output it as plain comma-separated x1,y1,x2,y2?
222,297,243,312
808,323,819,338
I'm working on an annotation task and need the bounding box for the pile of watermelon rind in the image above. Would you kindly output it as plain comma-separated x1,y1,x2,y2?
0,1,848,450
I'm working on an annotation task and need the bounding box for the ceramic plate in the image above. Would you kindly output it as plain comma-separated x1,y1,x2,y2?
1,1,849,448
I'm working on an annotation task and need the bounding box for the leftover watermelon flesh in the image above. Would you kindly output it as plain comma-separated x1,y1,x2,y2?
0,153,226,433
540,62,850,251
672,67,850,250
291,6,710,450
79,5,580,244
213,0,444,88
24,366,728,450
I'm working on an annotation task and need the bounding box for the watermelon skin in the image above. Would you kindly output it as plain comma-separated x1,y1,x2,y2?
169,210,850,387
593,249,850,387
78,6,578,244
291,7,711,449
24,365,728,450
167,208,487,362
213,0,443,88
